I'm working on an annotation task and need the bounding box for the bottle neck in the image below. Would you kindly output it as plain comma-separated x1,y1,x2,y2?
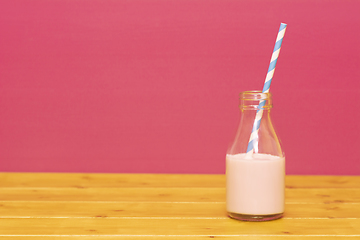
239,91,272,111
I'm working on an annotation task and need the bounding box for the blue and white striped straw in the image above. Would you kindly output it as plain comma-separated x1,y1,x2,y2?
246,23,287,155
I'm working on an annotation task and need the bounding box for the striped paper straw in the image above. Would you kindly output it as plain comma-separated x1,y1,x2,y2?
246,23,287,155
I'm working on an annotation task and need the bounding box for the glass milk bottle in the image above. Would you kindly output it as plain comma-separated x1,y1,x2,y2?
226,90,285,221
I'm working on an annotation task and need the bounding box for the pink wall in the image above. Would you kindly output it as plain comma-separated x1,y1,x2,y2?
0,0,359,175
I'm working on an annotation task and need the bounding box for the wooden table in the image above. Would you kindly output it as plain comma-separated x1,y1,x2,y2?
0,173,359,239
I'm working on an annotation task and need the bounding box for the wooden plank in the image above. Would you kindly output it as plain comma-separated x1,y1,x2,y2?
284,203,360,218
1,237,360,240
1,201,360,218
0,218,359,235
286,176,360,189
1,201,225,218
0,187,360,203
0,187,223,202
0,173,225,188
286,188,360,203
1,173,360,188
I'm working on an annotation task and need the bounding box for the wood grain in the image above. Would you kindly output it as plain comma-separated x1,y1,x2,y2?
0,173,225,188
1,201,359,218
1,173,359,188
0,218,360,235
0,173,359,239
0,187,359,203
0,237,359,240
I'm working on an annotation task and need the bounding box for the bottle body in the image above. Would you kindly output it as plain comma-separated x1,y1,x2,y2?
226,91,285,221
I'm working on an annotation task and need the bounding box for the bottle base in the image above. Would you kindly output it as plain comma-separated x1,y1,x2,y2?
228,212,283,222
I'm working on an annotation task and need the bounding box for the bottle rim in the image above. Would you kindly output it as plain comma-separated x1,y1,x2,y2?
239,90,272,100
239,90,272,110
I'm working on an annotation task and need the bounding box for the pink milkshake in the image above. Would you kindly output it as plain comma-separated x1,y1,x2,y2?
226,153,285,221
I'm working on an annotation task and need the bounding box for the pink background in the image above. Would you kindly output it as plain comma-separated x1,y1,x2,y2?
0,0,359,175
